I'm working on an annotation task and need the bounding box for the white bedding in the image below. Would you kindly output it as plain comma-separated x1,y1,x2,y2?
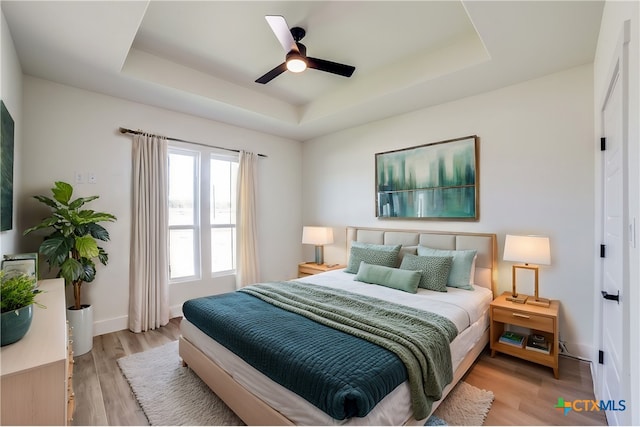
180,270,492,425
297,269,492,331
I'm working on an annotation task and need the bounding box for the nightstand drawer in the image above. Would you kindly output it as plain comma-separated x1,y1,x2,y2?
492,307,553,331
298,265,320,276
297,263,346,278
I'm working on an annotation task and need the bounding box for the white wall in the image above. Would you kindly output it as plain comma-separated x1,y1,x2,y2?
0,11,23,257
19,76,302,335
302,65,595,358
592,1,639,424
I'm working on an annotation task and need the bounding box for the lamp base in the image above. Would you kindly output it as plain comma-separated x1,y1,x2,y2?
527,297,550,307
314,246,324,265
506,294,528,304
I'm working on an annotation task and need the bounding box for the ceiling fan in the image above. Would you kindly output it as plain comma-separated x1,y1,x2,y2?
255,15,356,84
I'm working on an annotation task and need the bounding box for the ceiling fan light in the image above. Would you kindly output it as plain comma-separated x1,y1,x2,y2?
286,57,307,73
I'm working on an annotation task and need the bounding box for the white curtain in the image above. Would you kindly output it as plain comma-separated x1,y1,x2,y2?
235,150,260,288
129,133,170,332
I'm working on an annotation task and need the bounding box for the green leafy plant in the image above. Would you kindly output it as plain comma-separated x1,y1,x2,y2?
24,181,117,310
1,271,39,313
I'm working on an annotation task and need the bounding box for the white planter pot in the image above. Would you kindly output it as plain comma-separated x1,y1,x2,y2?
66,304,93,356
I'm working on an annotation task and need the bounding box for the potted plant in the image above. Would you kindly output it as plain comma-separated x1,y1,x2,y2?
1,271,40,346
24,181,116,355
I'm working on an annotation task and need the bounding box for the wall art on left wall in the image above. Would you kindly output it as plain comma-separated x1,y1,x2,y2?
1,100,15,231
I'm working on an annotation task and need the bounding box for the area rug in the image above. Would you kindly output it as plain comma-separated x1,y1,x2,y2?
118,341,493,426
431,381,494,426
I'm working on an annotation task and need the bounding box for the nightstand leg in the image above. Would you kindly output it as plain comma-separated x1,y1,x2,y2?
553,367,559,379
490,349,496,357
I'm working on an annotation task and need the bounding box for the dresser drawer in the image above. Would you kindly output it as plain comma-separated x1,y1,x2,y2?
492,307,553,332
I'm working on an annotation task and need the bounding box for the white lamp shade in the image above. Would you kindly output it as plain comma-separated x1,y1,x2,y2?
302,226,334,246
503,234,551,265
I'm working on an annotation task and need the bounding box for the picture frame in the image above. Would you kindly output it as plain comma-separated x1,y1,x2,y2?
1,100,15,231
2,253,39,286
375,135,479,220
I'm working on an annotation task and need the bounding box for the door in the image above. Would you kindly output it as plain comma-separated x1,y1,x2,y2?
599,23,629,427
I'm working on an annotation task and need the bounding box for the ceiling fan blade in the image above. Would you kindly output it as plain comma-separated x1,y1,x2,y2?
255,62,288,84
307,57,355,78
265,15,298,53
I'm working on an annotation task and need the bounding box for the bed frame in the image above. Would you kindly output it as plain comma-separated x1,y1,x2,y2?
179,226,497,425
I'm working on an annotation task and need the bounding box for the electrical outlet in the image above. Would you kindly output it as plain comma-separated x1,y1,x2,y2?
75,172,84,184
88,172,97,184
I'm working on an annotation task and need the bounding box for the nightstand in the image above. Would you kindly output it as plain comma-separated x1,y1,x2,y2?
298,262,345,278
490,292,560,378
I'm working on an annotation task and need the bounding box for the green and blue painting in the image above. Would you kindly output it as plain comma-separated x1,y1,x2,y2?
376,136,477,219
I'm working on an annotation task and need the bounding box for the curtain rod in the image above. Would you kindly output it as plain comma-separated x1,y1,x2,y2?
118,127,267,158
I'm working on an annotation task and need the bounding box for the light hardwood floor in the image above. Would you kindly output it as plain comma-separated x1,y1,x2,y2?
71,318,607,426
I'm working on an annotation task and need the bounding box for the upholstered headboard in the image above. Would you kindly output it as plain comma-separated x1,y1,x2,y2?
346,226,497,297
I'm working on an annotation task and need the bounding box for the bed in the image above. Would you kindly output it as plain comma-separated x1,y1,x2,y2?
179,226,497,425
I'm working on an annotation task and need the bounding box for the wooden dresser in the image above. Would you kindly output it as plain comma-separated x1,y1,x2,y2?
0,278,74,425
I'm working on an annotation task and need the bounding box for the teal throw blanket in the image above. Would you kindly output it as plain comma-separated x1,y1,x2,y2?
240,281,458,420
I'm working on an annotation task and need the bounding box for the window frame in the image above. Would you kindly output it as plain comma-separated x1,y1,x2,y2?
168,147,201,283
209,153,238,277
167,143,238,283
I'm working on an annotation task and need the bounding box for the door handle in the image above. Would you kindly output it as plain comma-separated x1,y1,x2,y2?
601,290,620,304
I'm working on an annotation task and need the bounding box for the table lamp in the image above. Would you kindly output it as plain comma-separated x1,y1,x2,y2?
503,234,551,305
302,226,334,265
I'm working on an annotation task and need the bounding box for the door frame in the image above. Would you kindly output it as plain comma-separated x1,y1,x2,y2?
593,20,631,426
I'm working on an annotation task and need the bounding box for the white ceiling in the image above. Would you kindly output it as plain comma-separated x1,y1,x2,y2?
1,1,604,141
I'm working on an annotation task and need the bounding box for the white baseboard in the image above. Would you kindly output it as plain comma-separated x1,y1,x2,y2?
591,361,601,401
92,307,183,337
93,315,129,336
560,341,592,361
170,304,183,319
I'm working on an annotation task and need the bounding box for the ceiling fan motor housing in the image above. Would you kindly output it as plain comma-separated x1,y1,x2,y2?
286,43,307,72
290,43,307,58
290,27,306,42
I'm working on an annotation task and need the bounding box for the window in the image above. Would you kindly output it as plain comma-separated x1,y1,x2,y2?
168,149,198,279
210,156,238,273
168,146,238,282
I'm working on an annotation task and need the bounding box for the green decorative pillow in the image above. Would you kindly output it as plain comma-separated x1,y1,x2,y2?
355,262,421,293
399,254,453,292
417,246,477,290
345,242,401,274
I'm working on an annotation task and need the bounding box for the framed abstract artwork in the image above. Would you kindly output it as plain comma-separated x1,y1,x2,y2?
375,135,479,220
1,100,15,231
